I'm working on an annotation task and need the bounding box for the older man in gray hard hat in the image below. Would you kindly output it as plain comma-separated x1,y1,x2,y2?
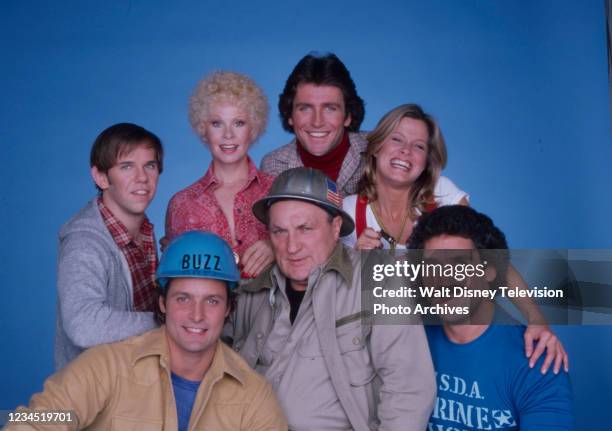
228,167,436,431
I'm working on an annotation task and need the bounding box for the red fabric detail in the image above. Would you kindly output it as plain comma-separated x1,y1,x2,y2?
98,197,157,312
355,196,438,238
296,131,349,182
355,194,368,238
424,200,438,213
165,158,275,263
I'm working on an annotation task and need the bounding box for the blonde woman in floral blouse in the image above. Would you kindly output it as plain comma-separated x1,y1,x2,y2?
165,71,275,278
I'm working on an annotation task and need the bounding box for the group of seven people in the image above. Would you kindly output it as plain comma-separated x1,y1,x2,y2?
13,53,573,430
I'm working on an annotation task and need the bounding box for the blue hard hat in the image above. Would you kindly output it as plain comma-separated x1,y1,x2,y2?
156,231,240,290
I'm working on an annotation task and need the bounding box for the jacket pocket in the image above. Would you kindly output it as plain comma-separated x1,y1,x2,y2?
200,403,246,429
297,333,323,359
336,323,376,386
111,416,162,431
257,336,278,366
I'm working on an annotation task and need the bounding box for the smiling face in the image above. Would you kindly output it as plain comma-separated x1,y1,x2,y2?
160,277,229,366
288,83,351,156
201,103,254,166
91,143,159,225
375,117,429,188
268,200,342,291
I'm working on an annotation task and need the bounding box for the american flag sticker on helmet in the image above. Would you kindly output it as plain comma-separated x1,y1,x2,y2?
326,178,342,207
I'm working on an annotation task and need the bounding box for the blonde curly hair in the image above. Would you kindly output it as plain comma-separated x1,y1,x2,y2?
189,71,269,143
358,104,447,219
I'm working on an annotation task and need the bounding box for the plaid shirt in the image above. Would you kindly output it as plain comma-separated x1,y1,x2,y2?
165,158,274,261
260,131,368,197
98,198,158,312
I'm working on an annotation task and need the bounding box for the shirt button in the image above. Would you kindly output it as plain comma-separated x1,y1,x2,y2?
353,336,361,345
256,333,263,339
237,208,242,214
237,239,243,245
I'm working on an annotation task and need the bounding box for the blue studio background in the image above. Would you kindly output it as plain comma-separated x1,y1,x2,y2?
1,0,610,428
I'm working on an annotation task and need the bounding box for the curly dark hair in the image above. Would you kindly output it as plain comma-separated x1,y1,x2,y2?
278,52,365,133
407,205,509,285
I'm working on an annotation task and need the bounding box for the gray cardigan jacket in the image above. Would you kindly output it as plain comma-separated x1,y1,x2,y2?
54,199,156,369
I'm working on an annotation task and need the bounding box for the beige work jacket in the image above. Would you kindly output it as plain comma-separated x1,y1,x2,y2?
229,244,436,431
9,327,287,430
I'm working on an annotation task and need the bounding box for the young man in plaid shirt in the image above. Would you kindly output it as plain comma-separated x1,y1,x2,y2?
54,123,164,369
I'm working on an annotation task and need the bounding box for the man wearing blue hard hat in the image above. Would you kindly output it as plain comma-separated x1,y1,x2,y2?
9,232,287,431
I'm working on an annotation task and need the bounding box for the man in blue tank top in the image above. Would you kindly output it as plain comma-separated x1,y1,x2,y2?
407,205,574,431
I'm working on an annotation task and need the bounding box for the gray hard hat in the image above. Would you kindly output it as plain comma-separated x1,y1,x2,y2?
253,167,355,236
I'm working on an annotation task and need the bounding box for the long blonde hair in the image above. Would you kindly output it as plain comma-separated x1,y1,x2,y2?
358,103,447,218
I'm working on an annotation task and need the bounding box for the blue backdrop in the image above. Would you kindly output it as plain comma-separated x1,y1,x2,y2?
1,1,610,428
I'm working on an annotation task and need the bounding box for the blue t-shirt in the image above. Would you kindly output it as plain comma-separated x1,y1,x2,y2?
426,324,574,430
171,372,201,431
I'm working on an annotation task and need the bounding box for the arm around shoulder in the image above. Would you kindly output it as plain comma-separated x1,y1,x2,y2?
515,356,574,430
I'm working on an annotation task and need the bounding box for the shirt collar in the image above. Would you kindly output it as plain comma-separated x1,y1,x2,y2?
243,242,354,293
97,197,152,247
199,157,262,191
131,327,246,386
322,242,354,286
